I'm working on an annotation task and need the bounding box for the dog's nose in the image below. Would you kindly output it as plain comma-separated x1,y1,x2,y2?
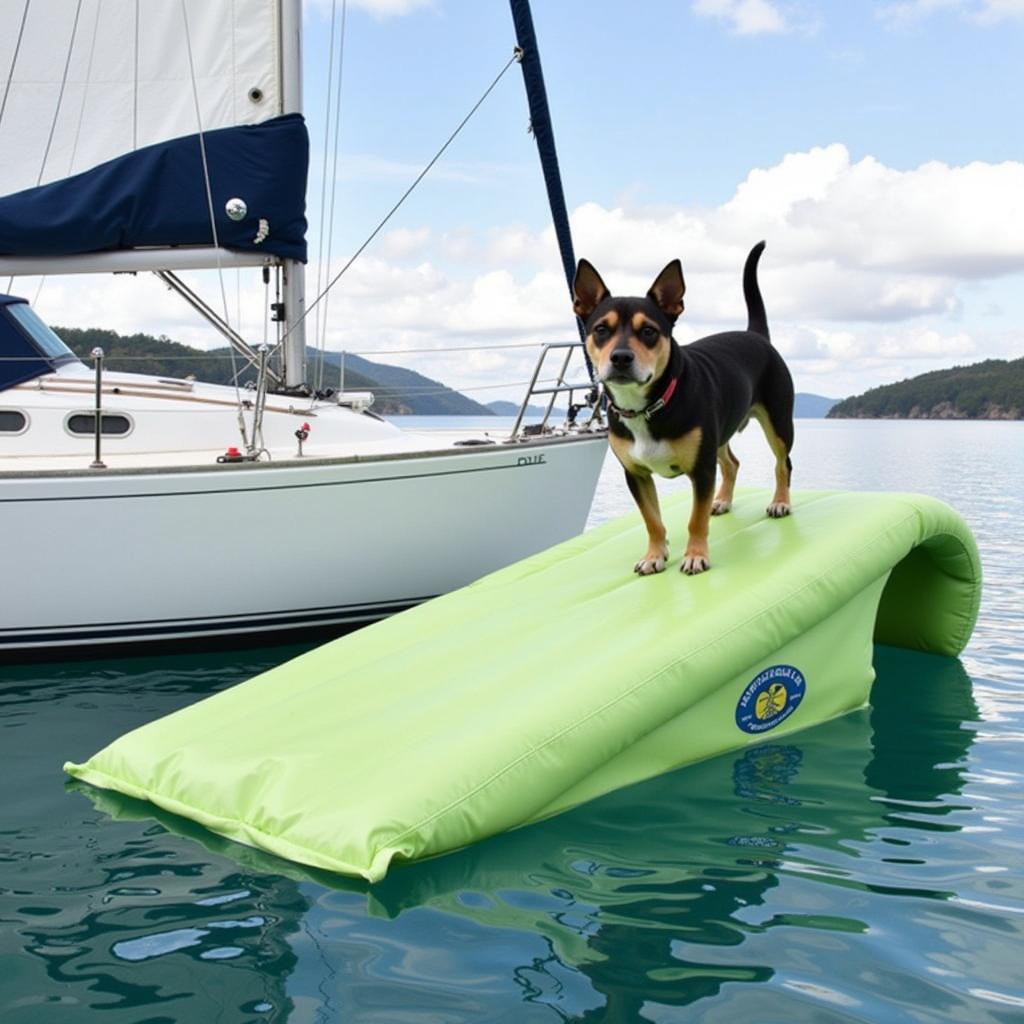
610,349,634,369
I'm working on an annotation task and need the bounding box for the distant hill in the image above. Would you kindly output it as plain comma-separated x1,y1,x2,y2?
828,358,1024,420
487,400,551,417
314,351,493,416
54,325,258,387
795,393,838,418
53,326,492,416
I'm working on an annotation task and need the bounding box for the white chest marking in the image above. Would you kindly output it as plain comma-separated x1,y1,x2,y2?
625,421,683,478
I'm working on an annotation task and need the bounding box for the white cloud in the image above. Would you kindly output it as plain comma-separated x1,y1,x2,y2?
349,0,432,16
693,0,789,34
38,274,219,347
485,226,543,266
718,145,1024,278
305,0,433,20
877,0,965,22
878,0,1024,25
378,226,432,260
437,144,1023,324
439,228,477,263
27,145,1024,402
773,323,978,364
976,0,1024,19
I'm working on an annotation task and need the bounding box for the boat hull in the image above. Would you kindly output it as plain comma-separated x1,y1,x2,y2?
0,434,607,652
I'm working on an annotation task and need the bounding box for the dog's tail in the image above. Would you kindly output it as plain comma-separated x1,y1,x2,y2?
743,241,769,340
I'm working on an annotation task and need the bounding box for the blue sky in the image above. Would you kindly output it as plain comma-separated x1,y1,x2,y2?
288,0,1024,401
304,0,1023,221
30,0,1024,402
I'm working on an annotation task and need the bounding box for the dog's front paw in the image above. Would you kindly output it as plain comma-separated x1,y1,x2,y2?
711,499,732,516
766,502,791,518
680,551,711,575
634,550,668,575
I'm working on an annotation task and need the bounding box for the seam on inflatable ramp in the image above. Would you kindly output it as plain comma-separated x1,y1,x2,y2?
383,505,925,849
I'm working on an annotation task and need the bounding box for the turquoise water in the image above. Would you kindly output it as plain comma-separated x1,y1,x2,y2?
2,420,1022,1023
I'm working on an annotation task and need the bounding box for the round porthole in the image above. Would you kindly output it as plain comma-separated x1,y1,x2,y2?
0,409,28,434
66,412,133,437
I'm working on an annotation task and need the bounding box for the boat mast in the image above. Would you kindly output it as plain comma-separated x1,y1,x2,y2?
508,1,585,350
280,0,307,390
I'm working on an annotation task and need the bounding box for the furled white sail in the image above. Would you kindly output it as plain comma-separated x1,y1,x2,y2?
0,0,282,197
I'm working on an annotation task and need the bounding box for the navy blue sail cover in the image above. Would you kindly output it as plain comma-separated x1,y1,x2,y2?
0,115,308,263
0,295,78,391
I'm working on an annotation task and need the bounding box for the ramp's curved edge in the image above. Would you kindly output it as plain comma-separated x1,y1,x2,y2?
64,490,981,882
875,519,981,656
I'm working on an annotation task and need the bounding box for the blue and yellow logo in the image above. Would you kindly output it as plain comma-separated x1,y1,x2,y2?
735,665,806,734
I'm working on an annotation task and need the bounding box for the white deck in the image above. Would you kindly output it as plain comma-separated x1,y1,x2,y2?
1,362,552,475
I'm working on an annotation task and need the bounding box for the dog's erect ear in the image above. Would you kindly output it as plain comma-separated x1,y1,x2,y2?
573,259,610,320
647,260,686,320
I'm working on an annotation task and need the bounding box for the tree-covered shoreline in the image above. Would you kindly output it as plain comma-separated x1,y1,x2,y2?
828,358,1023,420
54,325,494,416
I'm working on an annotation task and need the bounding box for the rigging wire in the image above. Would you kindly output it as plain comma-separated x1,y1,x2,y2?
0,0,31,130
179,0,248,445
37,0,83,188
68,0,103,173
263,271,270,350
18,0,83,305
276,47,521,352
132,0,139,151
312,0,340,378
33,0,104,311
1,0,33,294
179,2,231,328
316,0,348,394
230,7,240,346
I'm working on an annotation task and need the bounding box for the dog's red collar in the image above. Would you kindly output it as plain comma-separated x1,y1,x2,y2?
607,376,678,421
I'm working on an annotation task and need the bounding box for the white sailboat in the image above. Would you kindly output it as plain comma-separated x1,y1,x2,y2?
0,0,606,654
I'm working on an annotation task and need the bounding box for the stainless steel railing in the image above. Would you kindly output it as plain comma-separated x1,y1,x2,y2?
509,342,603,439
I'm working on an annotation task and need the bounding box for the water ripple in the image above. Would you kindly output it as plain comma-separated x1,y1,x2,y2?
2,421,1023,1021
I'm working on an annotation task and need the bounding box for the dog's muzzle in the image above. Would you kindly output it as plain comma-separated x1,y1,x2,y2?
609,348,634,371
603,348,644,384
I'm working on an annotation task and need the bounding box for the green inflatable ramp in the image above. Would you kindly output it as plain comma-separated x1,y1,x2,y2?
65,489,981,882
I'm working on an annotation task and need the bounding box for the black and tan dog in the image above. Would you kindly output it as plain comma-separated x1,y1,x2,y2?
573,241,794,576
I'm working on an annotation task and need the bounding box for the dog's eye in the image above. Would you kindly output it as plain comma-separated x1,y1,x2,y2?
592,323,611,343
640,324,659,343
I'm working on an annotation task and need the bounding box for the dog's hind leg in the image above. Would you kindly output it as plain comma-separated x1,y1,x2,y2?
712,444,740,515
750,402,793,518
624,469,669,575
